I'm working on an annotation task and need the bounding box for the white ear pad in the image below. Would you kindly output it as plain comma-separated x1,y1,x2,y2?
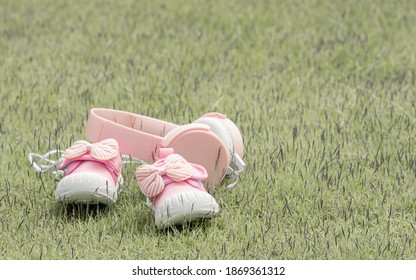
194,115,245,189
193,117,234,161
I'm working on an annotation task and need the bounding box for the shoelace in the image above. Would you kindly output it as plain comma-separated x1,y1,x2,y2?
225,153,246,189
28,150,144,179
29,149,244,189
226,166,244,189
28,150,65,178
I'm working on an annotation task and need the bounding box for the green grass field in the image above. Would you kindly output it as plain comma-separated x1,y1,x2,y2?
1,0,416,259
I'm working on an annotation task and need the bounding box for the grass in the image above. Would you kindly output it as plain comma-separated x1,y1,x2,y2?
0,0,416,259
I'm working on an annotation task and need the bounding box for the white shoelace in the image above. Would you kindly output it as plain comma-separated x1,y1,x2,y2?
28,150,65,178
225,153,246,189
28,149,244,189
226,166,245,189
28,150,145,178
121,155,146,165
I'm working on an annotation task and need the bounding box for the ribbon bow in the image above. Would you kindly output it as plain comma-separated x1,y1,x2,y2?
63,139,119,161
135,154,199,197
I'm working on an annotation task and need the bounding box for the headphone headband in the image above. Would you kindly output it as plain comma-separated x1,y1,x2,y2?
87,109,230,188
86,108,178,161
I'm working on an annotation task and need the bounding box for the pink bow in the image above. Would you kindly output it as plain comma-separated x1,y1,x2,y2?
135,154,199,197
63,139,119,161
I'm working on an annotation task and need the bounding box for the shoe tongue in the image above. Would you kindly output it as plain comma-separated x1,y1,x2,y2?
163,176,174,186
158,148,174,159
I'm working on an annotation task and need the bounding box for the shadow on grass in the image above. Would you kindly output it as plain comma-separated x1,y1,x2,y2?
47,199,217,236
48,199,155,234
156,218,216,235
52,203,115,221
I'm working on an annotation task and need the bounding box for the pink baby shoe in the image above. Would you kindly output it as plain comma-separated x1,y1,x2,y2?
29,138,123,204
135,148,219,228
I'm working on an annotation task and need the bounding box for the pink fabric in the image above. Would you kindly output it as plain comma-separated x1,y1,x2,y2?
60,139,122,183
135,149,208,198
63,139,119,160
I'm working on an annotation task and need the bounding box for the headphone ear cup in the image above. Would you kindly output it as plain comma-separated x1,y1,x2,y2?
161,125,229,190
193,117,234,160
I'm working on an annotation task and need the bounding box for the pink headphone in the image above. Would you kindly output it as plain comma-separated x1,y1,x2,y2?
85,108,245,189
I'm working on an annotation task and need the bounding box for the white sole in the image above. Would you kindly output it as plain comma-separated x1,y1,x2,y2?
154,190,219,228
55,172,122,204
